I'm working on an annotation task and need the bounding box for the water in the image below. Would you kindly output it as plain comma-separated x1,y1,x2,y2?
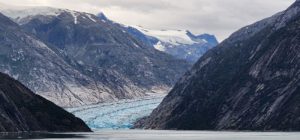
1,130,300,140
26,95,299,140
66,94,165,130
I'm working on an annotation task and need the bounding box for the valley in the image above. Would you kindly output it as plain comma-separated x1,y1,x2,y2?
0,0,299,138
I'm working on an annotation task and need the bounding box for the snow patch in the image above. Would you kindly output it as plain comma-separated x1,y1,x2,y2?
86,14,97,23
69,11,78,24
133,43,140,48
133,26,197,45
154,41,166,51
77,60,84,65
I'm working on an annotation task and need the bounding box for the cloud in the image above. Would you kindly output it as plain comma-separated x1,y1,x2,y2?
0,0,295,41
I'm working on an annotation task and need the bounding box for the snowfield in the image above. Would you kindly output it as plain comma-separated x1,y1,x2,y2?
133,25,198,45
66,93,165,130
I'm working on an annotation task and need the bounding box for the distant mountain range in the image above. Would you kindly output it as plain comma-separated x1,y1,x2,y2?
95,13,218,63
123,25,218,63
136,0,300,131
0,5,191,107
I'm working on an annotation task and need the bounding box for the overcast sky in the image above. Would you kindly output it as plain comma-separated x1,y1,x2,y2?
0,0,295,41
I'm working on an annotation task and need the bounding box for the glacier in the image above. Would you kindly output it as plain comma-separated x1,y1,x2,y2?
126,25,218,63
66,94,165,130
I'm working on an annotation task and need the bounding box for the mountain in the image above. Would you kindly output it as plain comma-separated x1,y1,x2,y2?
0,72,90,132
0,9,115,107
136,1,300,131
0,5,190,107
125,26,218,63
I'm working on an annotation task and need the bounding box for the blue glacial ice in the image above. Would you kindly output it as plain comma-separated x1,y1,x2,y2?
66,94,165,130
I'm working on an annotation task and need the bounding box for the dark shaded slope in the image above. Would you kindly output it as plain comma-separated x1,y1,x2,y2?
0,73,91,132
137,1,300,131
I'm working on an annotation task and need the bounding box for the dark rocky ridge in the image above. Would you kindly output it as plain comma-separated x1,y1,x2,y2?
136,1,300,131
0,72,91,132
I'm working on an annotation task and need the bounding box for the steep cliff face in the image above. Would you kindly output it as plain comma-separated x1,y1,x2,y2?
0,6,190,107
0,73,91,132
137,1,300,131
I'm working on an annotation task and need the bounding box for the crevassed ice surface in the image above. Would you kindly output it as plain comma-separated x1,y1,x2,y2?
66,94,165,130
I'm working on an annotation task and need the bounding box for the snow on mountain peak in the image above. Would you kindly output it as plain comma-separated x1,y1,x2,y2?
0,4,63,19
133,26,199,45
69,10,79,24
0,4,99,25
128,25,218,63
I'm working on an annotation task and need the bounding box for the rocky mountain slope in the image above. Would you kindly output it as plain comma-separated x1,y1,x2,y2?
0,72,90,132
0,11,115,107
127,26,218,63
0,6,190,107
137,1,300,131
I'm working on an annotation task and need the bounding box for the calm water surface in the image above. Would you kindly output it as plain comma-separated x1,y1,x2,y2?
1,130,299,140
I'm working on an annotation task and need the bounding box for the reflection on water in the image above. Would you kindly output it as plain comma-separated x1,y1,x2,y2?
1,130,300,140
